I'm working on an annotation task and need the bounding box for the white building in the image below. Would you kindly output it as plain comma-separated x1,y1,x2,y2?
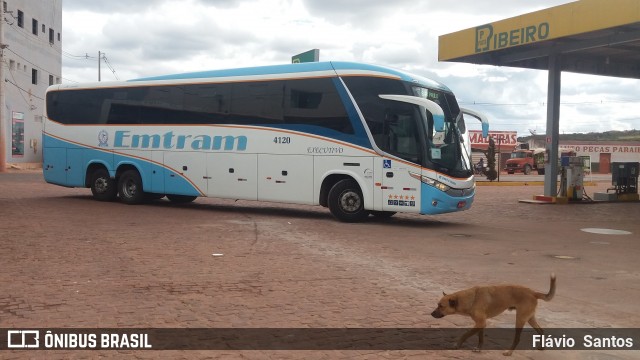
528,138,640,173
558,141,640,174
2,0,62,166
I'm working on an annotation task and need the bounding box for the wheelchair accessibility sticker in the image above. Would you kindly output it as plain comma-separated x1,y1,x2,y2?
383,160,392,169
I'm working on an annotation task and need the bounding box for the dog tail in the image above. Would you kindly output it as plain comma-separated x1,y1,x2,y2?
535,273,556,301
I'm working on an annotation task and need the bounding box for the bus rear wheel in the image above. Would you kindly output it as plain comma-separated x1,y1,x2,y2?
328,179,368,222
166,194,197,203
118,170,145,205
90,168,117,202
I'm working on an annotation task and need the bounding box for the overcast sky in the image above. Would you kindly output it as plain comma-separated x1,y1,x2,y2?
61,0,640,136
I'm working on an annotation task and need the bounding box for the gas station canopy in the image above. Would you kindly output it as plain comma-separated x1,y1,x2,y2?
438,0,640,197
439,0,640,79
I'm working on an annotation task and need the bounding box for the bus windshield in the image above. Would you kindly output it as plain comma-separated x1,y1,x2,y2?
412,87,471,178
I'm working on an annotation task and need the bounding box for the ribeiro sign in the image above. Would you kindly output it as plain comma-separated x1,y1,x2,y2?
475,22,550,53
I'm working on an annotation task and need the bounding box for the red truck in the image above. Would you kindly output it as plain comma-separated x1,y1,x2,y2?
504,148,576,175
504,148,545,175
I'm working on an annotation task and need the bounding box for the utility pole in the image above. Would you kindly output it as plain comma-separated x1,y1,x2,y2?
98,51,101,81
0,9,7,172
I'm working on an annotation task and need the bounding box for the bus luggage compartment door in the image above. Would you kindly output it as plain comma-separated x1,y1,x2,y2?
43,147,67,185
258,154,313,205
43,148,85,187
207,153,258,201
164,151,207,196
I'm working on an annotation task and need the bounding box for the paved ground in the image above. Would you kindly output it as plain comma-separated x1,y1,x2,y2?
0,171,639,359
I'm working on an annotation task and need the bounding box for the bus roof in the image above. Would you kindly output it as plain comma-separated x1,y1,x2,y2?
131,61,451,92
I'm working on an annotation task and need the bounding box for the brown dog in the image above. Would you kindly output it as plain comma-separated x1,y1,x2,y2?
431,274,556,356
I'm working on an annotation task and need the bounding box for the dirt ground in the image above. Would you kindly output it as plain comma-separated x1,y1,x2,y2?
0,171,639,359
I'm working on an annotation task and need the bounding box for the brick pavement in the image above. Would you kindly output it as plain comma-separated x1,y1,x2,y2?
0,172,639,359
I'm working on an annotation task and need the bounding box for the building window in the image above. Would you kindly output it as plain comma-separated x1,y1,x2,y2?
3,2,7,12
32,69,38,85
49,75,54,86
42,24,45,33
49,28,54,43
9,59,15,71
17,10,23,28
32,19,38,35
58,33,61,41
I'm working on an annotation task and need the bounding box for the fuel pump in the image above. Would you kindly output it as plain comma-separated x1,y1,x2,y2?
560,156,584,201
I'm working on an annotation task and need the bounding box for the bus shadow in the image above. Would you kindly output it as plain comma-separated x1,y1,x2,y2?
59,195,457,228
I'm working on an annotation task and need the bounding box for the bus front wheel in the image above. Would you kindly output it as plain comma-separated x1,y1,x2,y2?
90,168,117,202
328,179,368,222
118,170,145,205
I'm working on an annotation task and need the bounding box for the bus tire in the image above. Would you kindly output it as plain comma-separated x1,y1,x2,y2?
166,194,197,203
523,164,532,175
328,179,368,222
371,211,396,219
90,168,117,202
118,169,145,205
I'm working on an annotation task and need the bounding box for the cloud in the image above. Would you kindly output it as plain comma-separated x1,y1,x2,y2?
59,0,640,134
62,0,167,13
62,0,243,13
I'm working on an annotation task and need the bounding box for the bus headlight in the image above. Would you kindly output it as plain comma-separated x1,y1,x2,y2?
409,172,451,192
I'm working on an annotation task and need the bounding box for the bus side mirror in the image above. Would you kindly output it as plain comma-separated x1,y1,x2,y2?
460,107,490,138
481,122,489,138
433,113,445,133
419,99,445,133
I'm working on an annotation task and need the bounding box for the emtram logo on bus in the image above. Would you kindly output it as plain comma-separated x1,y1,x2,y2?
104,130,248,151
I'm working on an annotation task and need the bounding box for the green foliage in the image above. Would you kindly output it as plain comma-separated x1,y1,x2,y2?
484,137,498,181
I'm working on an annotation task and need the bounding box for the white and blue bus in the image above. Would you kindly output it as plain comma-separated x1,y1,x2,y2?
43,61,488,222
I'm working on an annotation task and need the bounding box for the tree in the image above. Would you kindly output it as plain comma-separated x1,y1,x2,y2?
485,136,498,181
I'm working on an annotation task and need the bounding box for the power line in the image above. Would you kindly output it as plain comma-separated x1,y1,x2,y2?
5,69,43,111
101,53,119,80
62,50,97,60
6,47,59,77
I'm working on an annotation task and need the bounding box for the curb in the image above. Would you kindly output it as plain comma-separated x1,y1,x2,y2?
477,181,598,187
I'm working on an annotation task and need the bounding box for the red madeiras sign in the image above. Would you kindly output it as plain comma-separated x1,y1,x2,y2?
469,130,518,151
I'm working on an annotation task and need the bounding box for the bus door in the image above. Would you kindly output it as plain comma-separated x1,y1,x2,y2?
374,95,450,213
375,96,430,214
380,157,419,213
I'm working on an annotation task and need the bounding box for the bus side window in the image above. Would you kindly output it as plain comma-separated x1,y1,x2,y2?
284,78,353,134
231,81,284,124
378,104,421,163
